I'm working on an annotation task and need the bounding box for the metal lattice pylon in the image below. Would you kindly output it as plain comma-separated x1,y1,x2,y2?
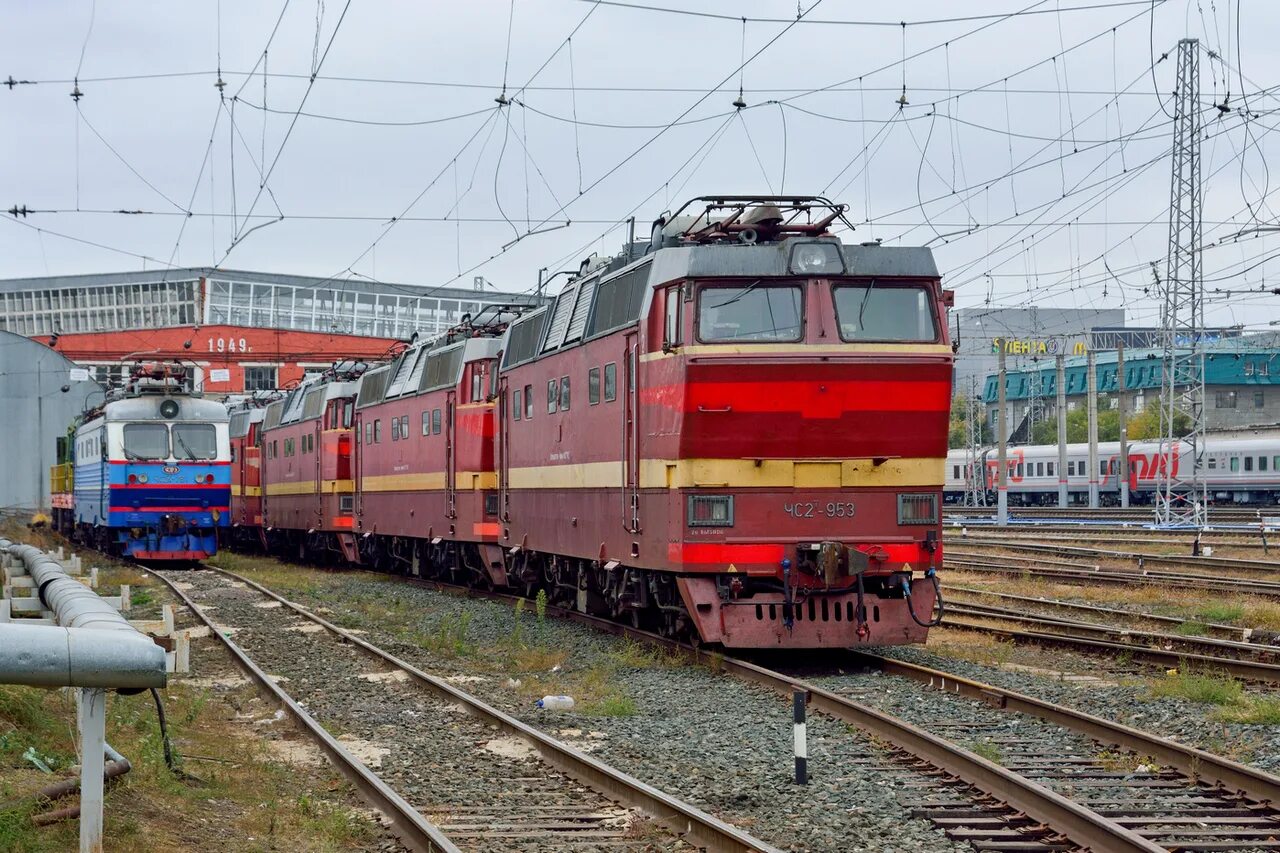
965,375,987,506
1156,38,1208,527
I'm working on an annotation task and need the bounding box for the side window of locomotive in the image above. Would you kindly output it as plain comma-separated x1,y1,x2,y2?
604,363,617,402
523,384,533,419
833,284,938,342
374,420,383,444
343,402,353,429
123,423,169,460
513,389,523,420
472,369,484,403
664,287,682,348
560,376,571,412
400,415,409,438
422,410,431,435
432,408,442,434
365,423,373,445
697,284,802,343
547,379,559,414
588,368,601,405
173,424,217,460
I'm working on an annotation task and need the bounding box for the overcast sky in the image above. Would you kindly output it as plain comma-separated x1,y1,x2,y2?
4,0,1280,336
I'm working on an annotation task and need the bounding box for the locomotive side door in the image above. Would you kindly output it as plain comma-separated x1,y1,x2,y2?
497,376,510,521
354,411,364,520
313,415,324,528
623,332,640,533
445,391,457,518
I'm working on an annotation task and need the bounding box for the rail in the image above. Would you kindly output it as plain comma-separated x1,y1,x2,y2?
147,566,777,853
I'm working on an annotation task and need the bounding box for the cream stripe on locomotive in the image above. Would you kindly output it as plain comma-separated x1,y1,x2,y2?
505,457,945,490
640,343,954,362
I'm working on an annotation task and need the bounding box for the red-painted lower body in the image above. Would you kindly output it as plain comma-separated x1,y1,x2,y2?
676,576,936,648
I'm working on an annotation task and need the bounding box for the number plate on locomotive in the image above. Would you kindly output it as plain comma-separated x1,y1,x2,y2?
784,501,855,519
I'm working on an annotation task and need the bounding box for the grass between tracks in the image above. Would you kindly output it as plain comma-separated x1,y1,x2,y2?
0,529,383,852
208,551,686,718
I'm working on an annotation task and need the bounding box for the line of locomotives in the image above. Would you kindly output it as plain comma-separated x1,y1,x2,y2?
49,362,231,561
225,196,955,649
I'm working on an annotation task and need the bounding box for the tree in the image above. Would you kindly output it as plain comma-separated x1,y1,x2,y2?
1029,398,1120,444
949,394,991,449
1126,397,1191,440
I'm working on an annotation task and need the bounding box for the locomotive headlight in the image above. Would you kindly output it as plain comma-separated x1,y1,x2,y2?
788,241,844,275
137,473,148,484
159,398,180,419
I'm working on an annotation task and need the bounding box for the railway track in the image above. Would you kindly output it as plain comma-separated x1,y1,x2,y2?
944,506,1280,525
946,526,1279,555
952,538,1280,578
201,556,1280,853
144,565,773,853
939,598,1280,684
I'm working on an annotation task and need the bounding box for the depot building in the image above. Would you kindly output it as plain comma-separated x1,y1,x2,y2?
0,268,541,393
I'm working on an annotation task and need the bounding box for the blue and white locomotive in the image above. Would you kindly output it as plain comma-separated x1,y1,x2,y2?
53,363,230,561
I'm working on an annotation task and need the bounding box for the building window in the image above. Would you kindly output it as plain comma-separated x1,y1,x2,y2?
1255,390,1265,408
1245,362,1256,376
1133,394,1145,411
432,408,442,434
523,384,533,419
560,376,571,411
588,368,601,405
604,363,617,402
422,410,431,435
1260,361,1270,376
547,379,558,414
1216,390,1237,408
244,366,278,391
513,389,523,421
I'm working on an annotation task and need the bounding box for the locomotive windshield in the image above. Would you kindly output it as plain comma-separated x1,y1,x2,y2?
122,423,169,460
697,283,802,342
833,283,938,342
172,424,218,460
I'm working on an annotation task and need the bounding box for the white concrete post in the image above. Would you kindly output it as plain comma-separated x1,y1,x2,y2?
997,341,1009,526
162,604,175,636
78,687,106,853
1087,350,1100,509
89,567,98,590
176,631,190,673
119,585,130,614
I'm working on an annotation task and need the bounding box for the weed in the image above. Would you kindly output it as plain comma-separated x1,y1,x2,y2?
1196,603,1244,623
1095,750,1151,773
422,612,473,657
705,651,725,675
1174,620,1207,637
585,692,638,717
1150,671,1243,705
968,741,1002,764
535,589,548,624
130,588,154,607
610,639,678,669
1214,696,1280,725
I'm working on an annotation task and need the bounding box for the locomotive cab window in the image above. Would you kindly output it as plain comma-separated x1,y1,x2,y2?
560,376,571,411
664,286,682,348
513,389,523,420
422,410,431,435
523,384,533,419
833,284,938,342
697,283,802,342
123,423,169,460
547,379,559,414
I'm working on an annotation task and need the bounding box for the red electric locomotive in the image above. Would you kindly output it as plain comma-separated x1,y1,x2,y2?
237,196,954,649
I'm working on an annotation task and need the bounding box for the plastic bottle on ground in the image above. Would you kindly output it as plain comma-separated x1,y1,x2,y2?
536,695,574,710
